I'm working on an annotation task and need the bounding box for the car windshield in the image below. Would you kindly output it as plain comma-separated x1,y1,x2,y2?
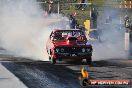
53,30,85,40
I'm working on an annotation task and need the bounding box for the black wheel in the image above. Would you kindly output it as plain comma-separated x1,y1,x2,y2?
49,50,56,64
49,56,51,61
86,57,92,65
50,56,56,64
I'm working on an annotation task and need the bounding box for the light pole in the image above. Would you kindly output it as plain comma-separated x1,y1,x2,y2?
57,0,60,15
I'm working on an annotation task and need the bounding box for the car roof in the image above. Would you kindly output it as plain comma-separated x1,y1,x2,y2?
52,29,81,32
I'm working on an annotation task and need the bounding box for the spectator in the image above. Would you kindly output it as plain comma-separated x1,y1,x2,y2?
124,15,131,32
47,0,54,14
69,15,77,29
91,7,98,28
125,15,130,28
76,0,88,10
82,0,88,10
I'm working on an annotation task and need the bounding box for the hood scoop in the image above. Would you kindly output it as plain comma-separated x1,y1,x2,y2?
66,36,78,45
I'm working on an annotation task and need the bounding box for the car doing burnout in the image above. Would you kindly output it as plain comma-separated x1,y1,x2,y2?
46,29,93,64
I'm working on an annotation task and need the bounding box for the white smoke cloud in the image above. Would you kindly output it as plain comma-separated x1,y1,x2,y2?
92,1,127,61
0,0,127,62
0,0,68,61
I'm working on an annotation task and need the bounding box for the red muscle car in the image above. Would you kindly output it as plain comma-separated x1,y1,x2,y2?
46,29,93,64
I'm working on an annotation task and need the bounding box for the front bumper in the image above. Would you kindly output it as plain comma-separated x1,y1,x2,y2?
53,53,92,60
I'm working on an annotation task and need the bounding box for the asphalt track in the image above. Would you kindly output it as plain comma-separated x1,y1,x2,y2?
0,57,132,88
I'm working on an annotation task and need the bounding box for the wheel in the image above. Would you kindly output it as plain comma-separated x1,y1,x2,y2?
58,58,62,63
49,56,51,61
50,56,56,64
86,57,92,65
51,59,56,64
49,50,56,64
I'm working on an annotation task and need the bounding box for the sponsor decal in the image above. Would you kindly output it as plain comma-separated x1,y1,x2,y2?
79,67,130,87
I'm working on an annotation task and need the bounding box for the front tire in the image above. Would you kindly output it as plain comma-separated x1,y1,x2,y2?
49,56,51,61
50,56,56,64
49,50,56,64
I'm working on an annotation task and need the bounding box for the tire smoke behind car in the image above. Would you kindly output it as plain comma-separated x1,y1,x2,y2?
0,0,68,61
92,0,127,61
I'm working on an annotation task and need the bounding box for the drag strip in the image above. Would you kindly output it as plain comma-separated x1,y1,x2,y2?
1,61,81,88
1,59,132,88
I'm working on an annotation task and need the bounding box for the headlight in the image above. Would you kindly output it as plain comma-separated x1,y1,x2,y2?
82,48,86,53
60,48,64,52
55,48,59,53
86,48,91,52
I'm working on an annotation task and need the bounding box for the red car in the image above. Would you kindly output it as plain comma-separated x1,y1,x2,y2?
46,29,93,64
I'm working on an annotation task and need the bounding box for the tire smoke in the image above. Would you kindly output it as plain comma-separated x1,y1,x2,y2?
92,1,127,61
0,0,127,61
0,0,68,61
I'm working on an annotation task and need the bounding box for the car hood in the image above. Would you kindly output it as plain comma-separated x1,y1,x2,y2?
53,40,91,47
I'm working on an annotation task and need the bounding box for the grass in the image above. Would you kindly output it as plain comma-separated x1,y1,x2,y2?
59,0,123,25
40,0,130,25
